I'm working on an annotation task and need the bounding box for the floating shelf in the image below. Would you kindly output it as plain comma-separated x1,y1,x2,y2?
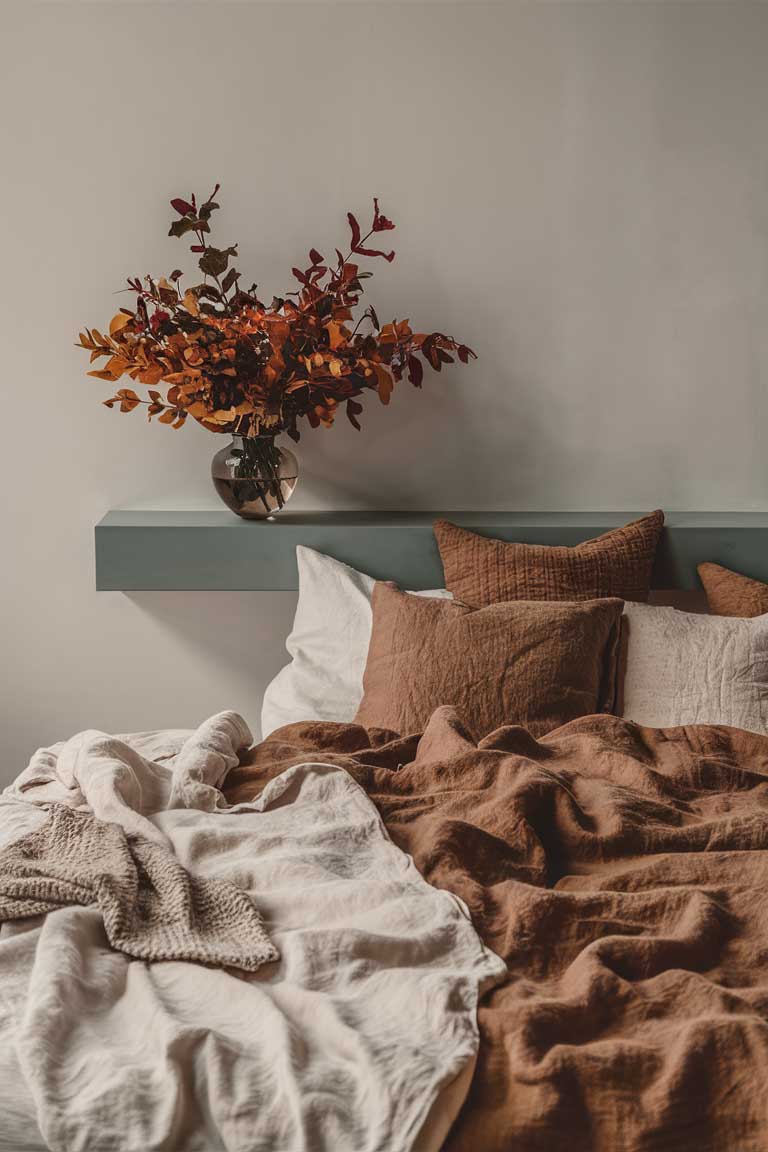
95,510,768,592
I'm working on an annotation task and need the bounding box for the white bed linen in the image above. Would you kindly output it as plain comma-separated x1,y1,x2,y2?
0,714,504,1152
261,546,451,738
622,602,768,733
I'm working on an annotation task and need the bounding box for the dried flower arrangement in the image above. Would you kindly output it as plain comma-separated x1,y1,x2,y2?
77,187,475,516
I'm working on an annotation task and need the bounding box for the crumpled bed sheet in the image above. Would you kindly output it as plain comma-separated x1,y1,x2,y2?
0,712,504,1152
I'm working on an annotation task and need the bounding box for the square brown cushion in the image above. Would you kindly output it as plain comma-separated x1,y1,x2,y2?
698,562,768,618
434,511,664,608
354,582,624,739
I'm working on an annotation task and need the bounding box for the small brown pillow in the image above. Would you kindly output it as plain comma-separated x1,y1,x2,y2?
354,582,624,739
698,562,768,618
434,511,664,608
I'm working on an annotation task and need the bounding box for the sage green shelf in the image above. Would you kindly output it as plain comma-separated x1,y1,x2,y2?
95,510,768,591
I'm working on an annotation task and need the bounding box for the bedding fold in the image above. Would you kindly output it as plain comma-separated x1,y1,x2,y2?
226,707,768,1152
0,711,505,1152
0,803,278,971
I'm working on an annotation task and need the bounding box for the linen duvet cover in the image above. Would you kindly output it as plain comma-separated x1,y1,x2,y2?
0,715,504,1152
226,705,768,1152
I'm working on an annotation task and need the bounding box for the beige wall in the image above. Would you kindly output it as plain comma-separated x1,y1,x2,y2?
2,1,768,780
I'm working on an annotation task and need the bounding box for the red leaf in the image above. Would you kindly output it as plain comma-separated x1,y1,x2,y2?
309,248,324,265
347,213,361,249
372,197,395,232
190,245,205,253
150,309,170,333
346,398,363,430
407,355,423,388
355,242,395,263
170,197,194,216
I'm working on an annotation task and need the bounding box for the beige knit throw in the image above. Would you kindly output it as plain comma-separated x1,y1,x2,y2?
0,804,278,972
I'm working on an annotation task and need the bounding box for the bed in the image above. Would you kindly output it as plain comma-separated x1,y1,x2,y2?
4,510,768,1151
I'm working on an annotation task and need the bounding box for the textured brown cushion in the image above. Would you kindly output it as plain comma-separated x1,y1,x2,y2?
698,562,768,618
354,582,624,739
434,511,664,608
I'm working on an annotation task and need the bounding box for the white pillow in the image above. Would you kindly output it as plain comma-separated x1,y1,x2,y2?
622,601,768,733
261,546,452,737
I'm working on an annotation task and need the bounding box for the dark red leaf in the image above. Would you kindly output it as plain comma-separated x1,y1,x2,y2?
309,248,324,266
346,398,363,431
407,355,423,387
170,198,194,216
149,309,170,332
372,197,395,232
347,213,361,249
355,242,395,263
190,245,205,253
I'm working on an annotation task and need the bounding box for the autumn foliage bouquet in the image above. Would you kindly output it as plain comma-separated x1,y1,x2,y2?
78,187,475,515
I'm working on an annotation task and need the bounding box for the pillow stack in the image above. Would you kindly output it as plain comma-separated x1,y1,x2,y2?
260,546,451,738
262,510,768,742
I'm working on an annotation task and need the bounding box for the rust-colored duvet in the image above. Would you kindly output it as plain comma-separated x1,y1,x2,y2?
225,707,768,1151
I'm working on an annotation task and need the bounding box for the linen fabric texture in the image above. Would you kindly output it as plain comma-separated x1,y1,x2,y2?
354,582,624,739
698,561,768,618
621,600,768,733
260,546,451,737
434,510,664,607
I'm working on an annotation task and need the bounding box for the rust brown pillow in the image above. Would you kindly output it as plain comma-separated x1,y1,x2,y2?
354,582,624,739
433,511,663,608
698,562,768,618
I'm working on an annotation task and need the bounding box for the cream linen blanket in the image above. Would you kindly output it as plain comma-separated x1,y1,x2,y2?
0,712,505,1152
0,803,278,971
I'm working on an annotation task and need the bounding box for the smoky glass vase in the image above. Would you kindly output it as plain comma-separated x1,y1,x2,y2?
211,435,299,520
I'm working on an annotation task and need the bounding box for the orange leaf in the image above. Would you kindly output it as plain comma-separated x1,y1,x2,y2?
137,365,166,386
374,364,393,405
109,312,131,336
119,397,140,413
182,290,199,317
326,321,348,350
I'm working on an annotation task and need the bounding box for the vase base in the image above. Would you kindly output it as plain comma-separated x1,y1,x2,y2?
212,474,298,519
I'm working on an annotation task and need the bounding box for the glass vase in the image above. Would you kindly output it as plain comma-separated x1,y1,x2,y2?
211,435,299,520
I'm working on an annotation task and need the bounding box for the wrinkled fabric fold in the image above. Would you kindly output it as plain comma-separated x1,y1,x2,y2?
0,803,278,971
0,712,504,1152
226,706,768,1152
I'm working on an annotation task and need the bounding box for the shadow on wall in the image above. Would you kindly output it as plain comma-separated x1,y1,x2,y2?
125,590,298,737
292,365,564,511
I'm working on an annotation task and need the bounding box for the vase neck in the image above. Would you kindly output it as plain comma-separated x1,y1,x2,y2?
231,433,275,448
